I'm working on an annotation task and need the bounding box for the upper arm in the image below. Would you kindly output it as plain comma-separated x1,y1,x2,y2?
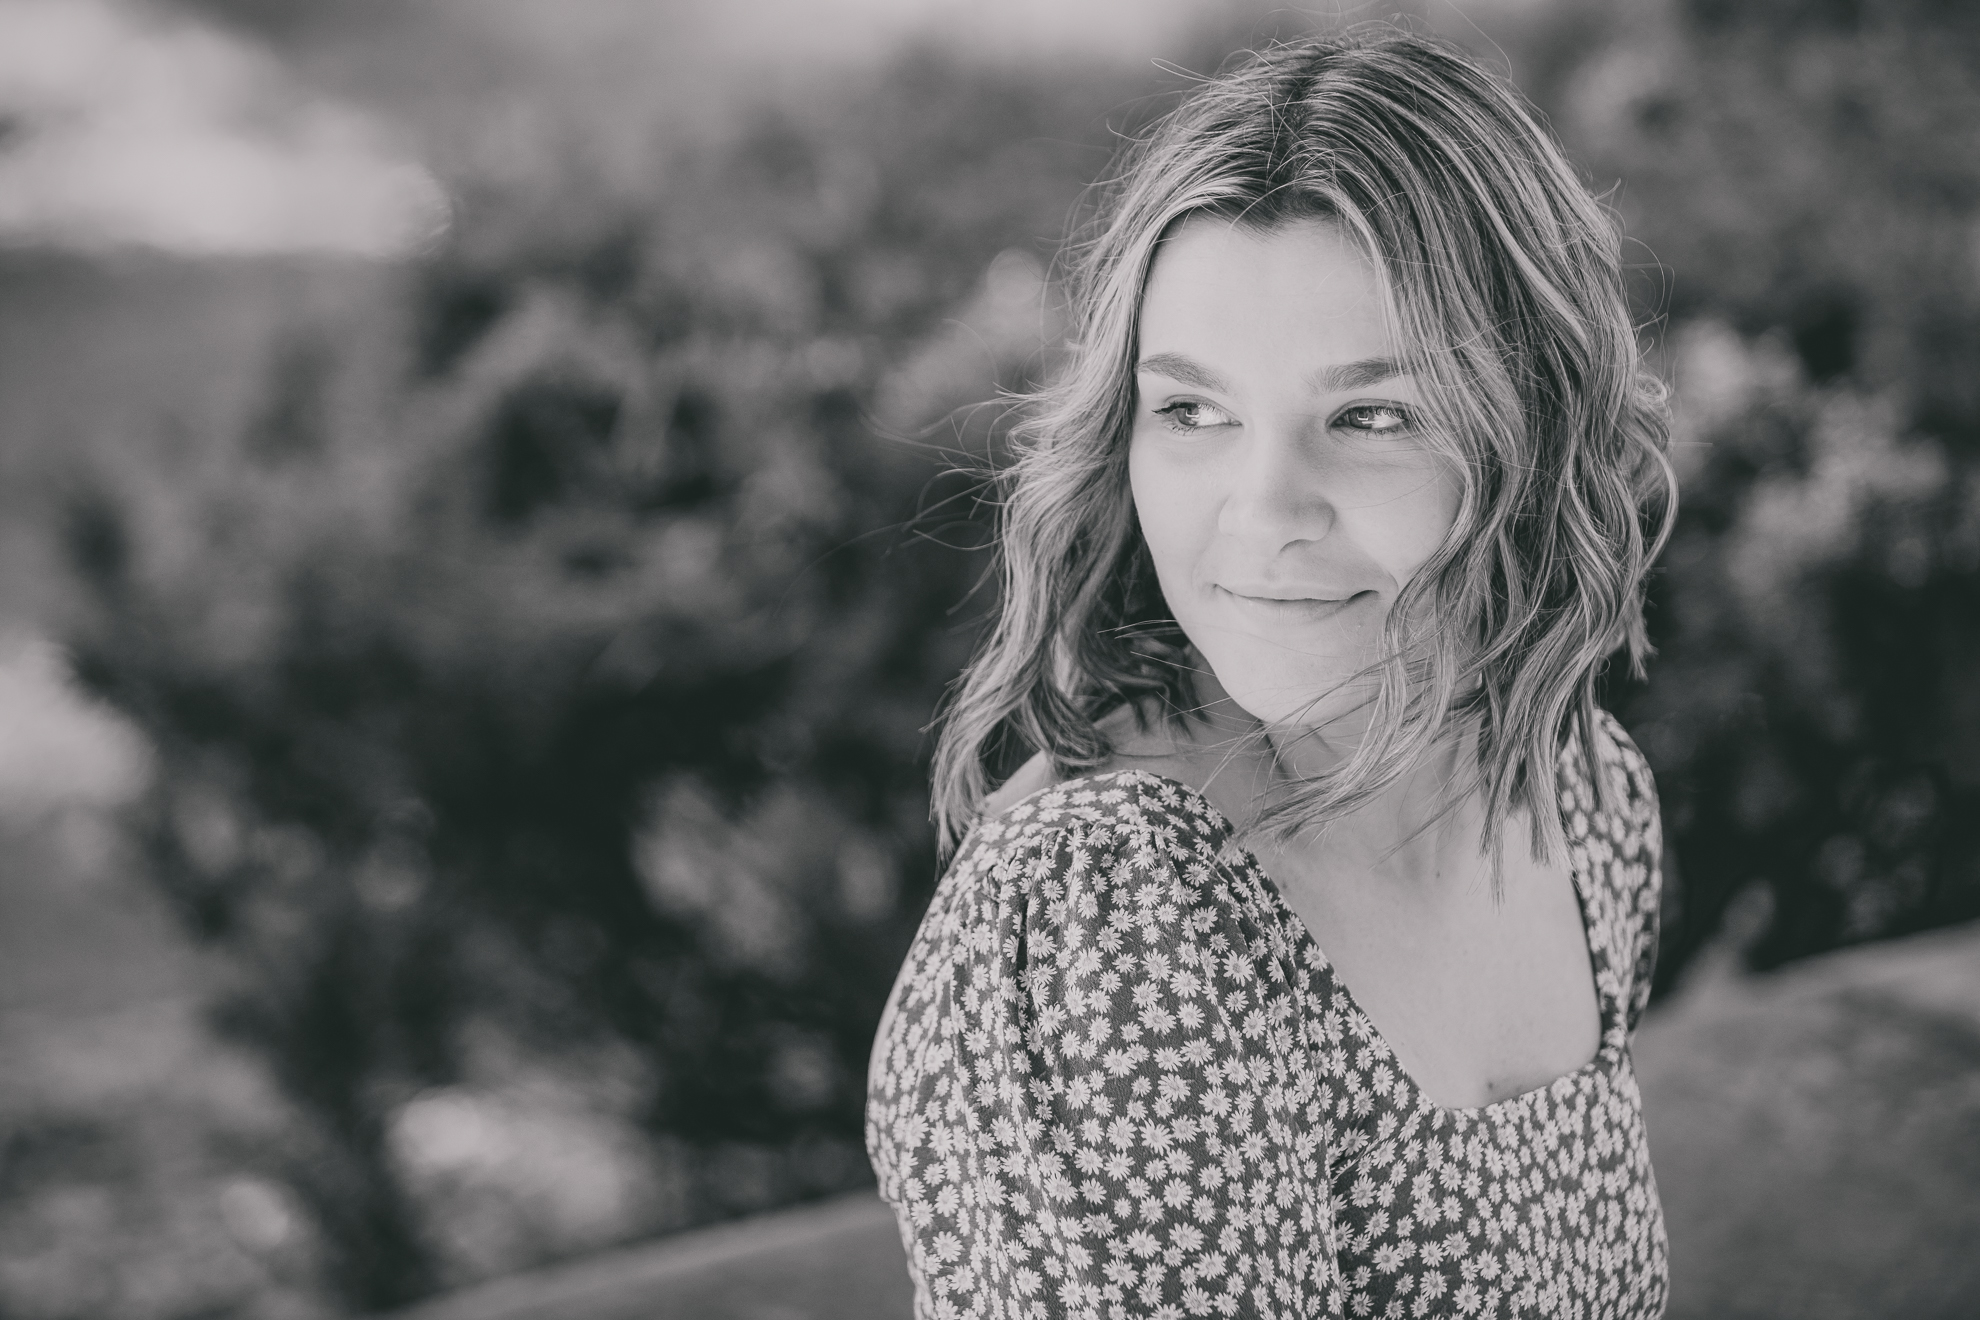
880,792,1345,1317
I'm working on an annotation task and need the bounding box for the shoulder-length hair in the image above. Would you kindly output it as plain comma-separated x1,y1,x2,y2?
931,29,1676,863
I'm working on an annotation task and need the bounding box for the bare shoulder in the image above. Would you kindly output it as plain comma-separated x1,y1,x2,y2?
977,702,1191,820
980,751,1058,819
1093,699,1227,789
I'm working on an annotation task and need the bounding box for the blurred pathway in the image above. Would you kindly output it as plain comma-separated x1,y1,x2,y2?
386,1191,911,1320
1638,917,1980,1319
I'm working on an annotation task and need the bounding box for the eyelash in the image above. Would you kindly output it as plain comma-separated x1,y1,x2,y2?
1335,404,1414,434
1149,399,1415,435
1150,400,1234,432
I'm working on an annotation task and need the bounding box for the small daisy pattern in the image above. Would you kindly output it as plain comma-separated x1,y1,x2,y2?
867,711,1668,1318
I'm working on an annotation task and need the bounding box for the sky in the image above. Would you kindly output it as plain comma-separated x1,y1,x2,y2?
0,0,444,255
0,0,1549,258
0,0,1217,257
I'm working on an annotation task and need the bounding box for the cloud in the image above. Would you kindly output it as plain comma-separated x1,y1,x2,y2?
0,0,446,257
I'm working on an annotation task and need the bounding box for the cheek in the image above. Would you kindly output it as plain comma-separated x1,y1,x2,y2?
1361,457,1464,585
1127,441,1213,591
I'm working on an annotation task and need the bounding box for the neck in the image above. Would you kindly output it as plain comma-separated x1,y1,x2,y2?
1180,672,1480,892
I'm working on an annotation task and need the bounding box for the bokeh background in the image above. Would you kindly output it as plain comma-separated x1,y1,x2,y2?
1,1,1976,1317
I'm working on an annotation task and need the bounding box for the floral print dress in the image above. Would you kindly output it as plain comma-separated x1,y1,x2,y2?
867,712,1667,1319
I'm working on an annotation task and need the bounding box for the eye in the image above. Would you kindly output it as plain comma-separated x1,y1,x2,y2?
1150,398,1239,434
1333,403,1415,435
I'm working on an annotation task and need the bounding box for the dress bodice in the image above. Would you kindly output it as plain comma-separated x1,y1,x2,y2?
867,711,1667,1318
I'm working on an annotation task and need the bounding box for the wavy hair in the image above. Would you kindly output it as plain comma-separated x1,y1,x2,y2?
930,29,1676,865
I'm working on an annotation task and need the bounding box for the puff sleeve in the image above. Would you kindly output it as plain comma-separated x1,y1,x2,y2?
868,777,1346,1320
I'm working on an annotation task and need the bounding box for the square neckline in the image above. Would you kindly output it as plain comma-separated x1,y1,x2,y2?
995,762,1624,1120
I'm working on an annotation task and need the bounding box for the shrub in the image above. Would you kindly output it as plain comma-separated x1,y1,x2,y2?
58,47,1138,1309
1565,0,1980,983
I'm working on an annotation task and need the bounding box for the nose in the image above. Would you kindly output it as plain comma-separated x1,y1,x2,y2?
1215,417,1336,549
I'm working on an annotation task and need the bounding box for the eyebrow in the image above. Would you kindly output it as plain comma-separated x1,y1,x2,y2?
1136,352,1231,393
1135,351,1407,394
1310,356,1406,392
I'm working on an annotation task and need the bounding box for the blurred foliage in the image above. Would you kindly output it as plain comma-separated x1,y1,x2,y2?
56,42,1141,1312
44,0,1980,1312
1561,0,1980,985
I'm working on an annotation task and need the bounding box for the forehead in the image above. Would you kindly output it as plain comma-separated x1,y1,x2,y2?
1137,215,1397,365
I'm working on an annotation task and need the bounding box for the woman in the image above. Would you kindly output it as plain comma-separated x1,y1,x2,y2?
868,29,1676,1320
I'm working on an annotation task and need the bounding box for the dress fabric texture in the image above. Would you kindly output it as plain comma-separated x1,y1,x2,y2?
866,711,1668,1319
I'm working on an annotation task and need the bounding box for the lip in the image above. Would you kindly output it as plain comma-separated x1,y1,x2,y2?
1213,584,1374,624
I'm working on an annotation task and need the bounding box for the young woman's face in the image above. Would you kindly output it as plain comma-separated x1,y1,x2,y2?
1130,216,1463,733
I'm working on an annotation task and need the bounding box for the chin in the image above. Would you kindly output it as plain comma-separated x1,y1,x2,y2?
1185,621,1371,724
1212,664,1378,733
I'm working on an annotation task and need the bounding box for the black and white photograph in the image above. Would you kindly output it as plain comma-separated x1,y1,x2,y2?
0,2,1975,1318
